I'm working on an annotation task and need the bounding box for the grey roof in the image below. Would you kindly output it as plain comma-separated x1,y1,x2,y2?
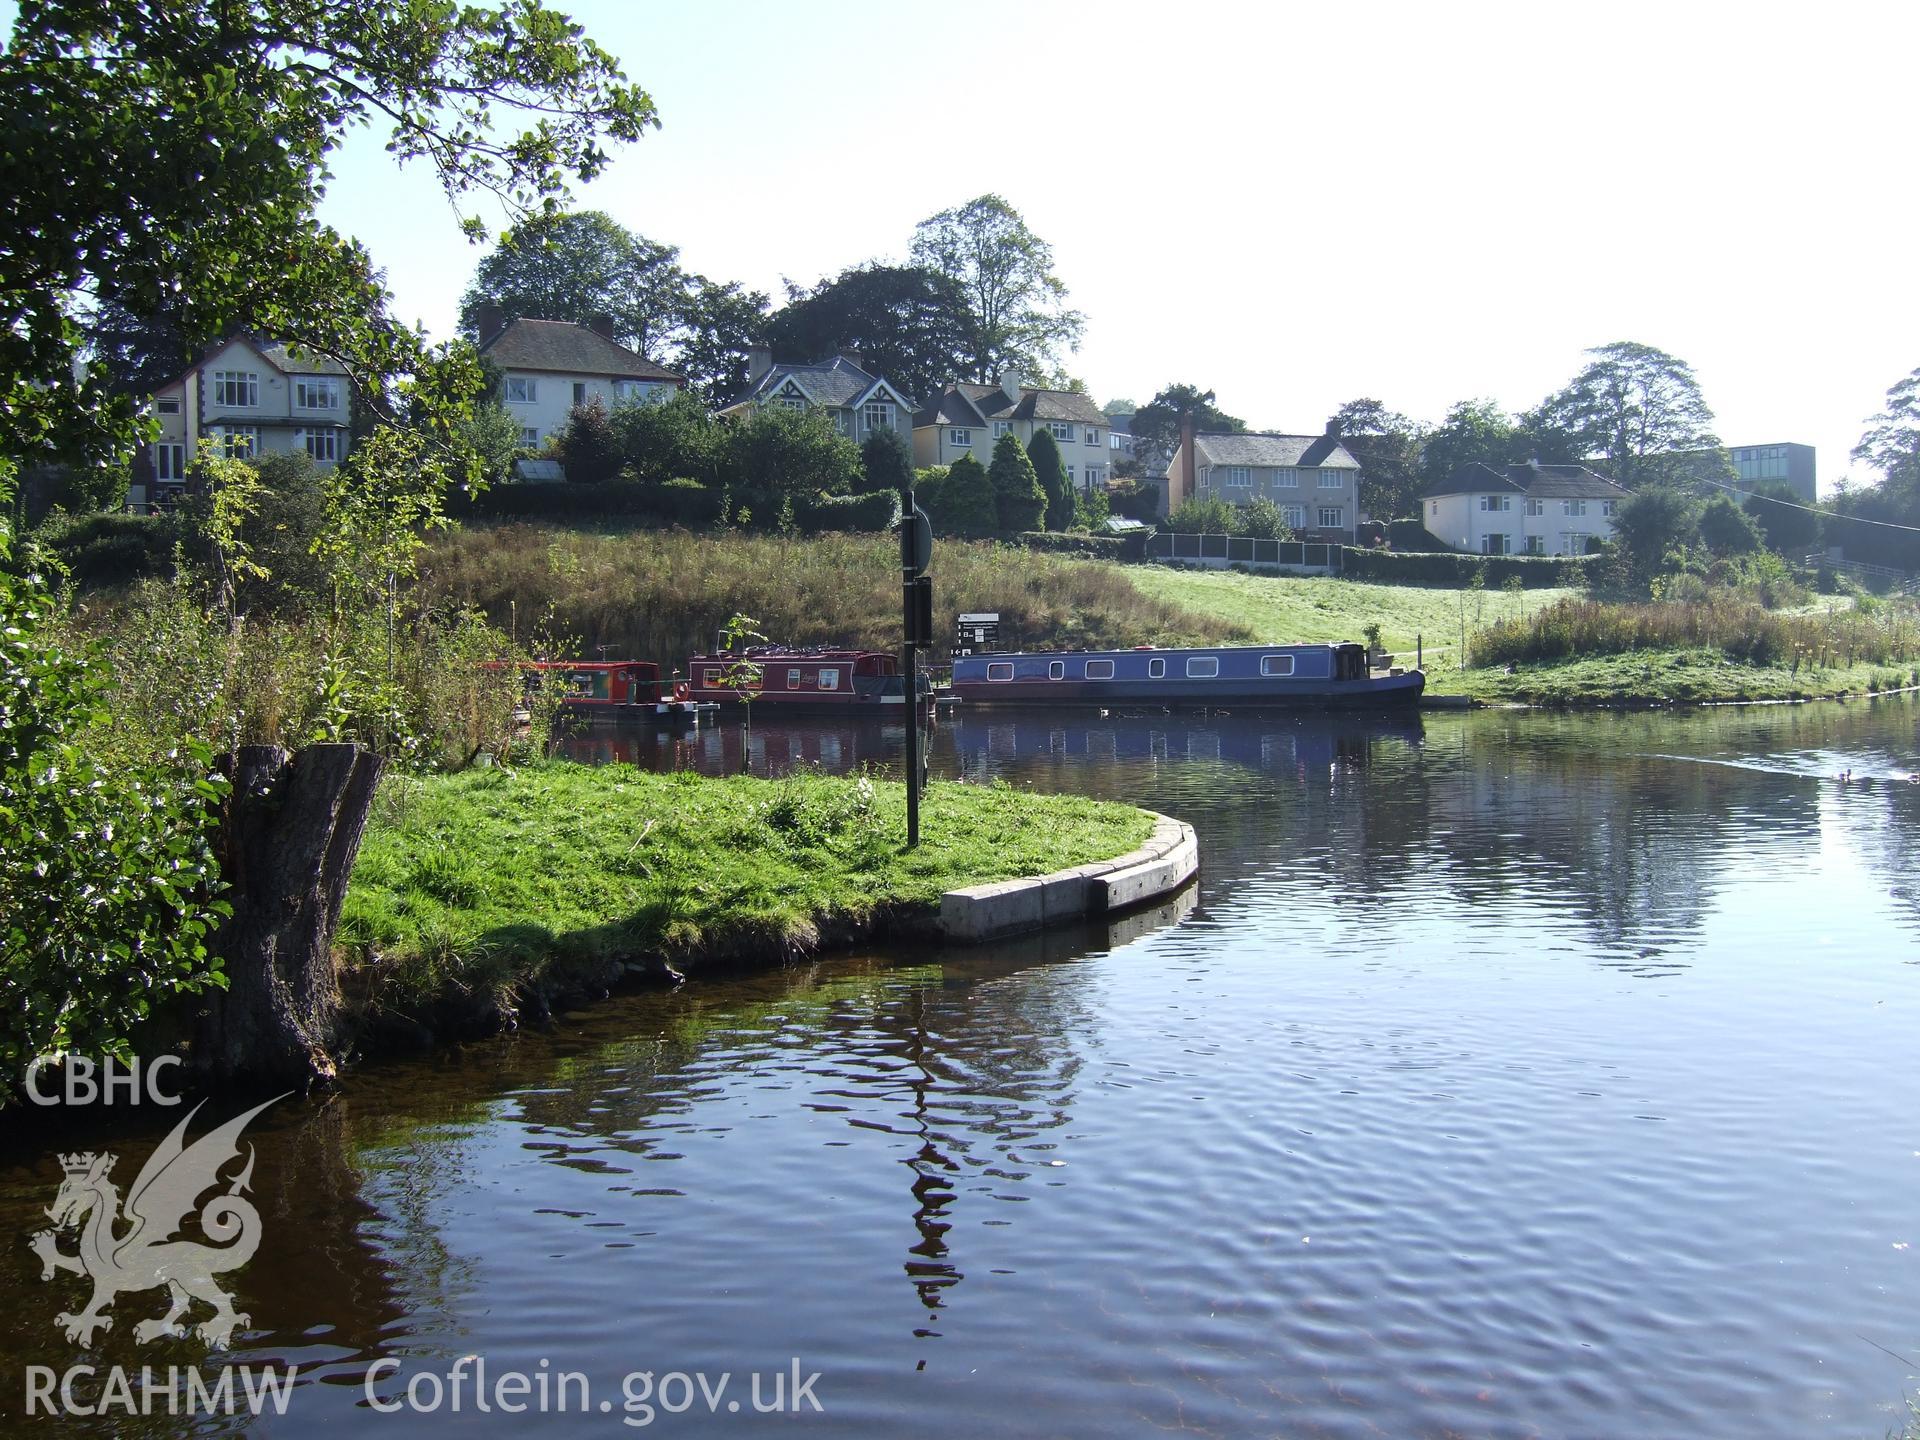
479,318,684,382
252,340,347,376
742,355,887,410
1193,431,1359,469
949,381,1108,427
1105,412,1134,437
1419,461,1626,501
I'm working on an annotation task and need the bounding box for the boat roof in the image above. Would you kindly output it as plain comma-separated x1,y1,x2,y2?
690,647,890,660
960,642,1360,659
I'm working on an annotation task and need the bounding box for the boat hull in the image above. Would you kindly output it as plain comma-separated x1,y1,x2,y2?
951,644,1424,710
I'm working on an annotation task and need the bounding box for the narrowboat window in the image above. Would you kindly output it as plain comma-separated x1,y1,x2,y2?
1187,657,1219,678
1085,659,1115,679
1260,654,1296,677
986,662,1013,681
1048,660,1065,679
1147,657,1166,678
787,668,802,688
819,669,840,690
701,667,721,686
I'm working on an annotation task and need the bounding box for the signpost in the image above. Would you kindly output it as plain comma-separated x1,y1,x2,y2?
900,493,933,847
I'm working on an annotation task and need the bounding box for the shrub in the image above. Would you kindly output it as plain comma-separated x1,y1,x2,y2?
799,490,901,533
1699,493,1765,556
722,405,862,511
1016,531,1135,560
988,432,1046,534
1340,547,1589,588
922,454,996,537
1025,426,1072,531
1241,497,1294,541
449,478,722,526
1387,517,1437,551
556,397,622,484
1165,498,1245,534
611,390,724,486
1107,478,1160,523
40,511,176,589
858,427,914,495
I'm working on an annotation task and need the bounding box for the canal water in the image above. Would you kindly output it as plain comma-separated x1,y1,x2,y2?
4,699,1920,1437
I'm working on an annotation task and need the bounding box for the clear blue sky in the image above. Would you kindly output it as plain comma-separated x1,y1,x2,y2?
14,0,1920,491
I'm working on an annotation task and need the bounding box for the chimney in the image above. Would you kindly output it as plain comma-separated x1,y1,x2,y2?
587,312,616,342
1324,418,1342,439
474,301,505,345
836,349,865,371
747,346,773,384
1180,412,1197,508
999,369,1023,402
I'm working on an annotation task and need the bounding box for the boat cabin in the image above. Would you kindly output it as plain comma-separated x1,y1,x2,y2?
685,648,909,707
487,660,667,706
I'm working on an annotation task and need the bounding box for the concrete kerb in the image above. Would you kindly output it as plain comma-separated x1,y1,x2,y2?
938,810,1200,944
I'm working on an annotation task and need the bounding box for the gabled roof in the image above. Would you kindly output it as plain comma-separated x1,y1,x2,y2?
740,354,896,410
1193,431,1359,469
479,318,684,382
153,334,348,392
1419,461,1627,501
951,381,1108,427
914,386,991,429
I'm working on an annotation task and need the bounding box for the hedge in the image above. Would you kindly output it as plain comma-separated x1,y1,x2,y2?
1386,517,1434,551
44,512,175,589
1339,547,1592,588
1016,530,1145,561
451,479,722,526
798,490,901,533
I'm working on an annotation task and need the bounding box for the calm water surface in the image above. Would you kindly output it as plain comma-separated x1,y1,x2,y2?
5,699,1920,1437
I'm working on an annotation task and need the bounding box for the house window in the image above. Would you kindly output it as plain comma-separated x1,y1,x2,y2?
1084,428,1100,446
520,426,539,447
993,421,1011,438
948,427,971,447
297,428,339,462
1187,656,1219,678
1260,654,1296,677
819,669,840,690
1066,464,1076,486
1481,533,1511,555
1048,660,1065,679
294,377,340,410
1085,659,1115,679
1147,657,1166,678
156,395,181,415
1318,507,1344,529
573,382,588,406
614,380,659,402
214,424,259,457
1429,499,1439,517
1110,434,1122,450
1274,468,1299,488
1563,499,1587,517
778,397,806,413
986,662,1013,681
1601,499,1617,517
152,443,185,483
1480,494,1511,512
1224,467,1251,488
1284,505,1306,529
1526,497,1544,516
1524,535,1545,554
1316,469,1342,488
212,371,257,407
1048,421,1074,441
1084,465,1102,488
863,401,895,432
505,376,536,404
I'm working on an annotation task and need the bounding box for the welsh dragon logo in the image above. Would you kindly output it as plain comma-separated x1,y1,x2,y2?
29,1095,285,1349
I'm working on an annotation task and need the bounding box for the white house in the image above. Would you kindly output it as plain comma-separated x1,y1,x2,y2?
1419,461,1628,555
474,306,685,450
720,350,916,443
912,373,1112,491
135,335,353,507
1164,423,1362,541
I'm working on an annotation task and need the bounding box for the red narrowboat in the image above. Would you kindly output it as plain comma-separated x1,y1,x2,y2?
685,647,932,712
486,660,714,723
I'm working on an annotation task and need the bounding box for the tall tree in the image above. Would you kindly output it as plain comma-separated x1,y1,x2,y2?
1330,399,1423,520
910,195,1084,382
85,294,195,397
1,0,654,467
860,428,914,496
764,263,971,404
1129,384,1247,472
1853,365,1920,501
1416,399,1523,491
459,211,686,357
1026,427,1072,531
674,278,772,406
986,431,1046,533
1537,341,1722,486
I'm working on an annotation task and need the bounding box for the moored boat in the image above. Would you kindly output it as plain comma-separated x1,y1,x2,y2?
949,643,1423,708
489,660,716,723
685,646,934,713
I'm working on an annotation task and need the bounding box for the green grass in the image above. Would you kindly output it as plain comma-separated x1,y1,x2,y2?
1118,564,1577,659
340,763,1156,1012
1429,648,1918,705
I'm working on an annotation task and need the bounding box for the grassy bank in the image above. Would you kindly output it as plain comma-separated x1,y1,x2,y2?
1430,648,1919,705
423,523,1244,664
340,764,1156,1018
1120,564,1576,657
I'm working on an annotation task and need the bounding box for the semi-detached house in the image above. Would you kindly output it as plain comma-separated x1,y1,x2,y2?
1165,424,1362,541
1420,461,1627,555
474,305,686,450
912,372,1112,491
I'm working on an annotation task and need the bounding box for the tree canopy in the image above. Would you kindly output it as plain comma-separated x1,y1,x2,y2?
1853,365,1920,500
1,0,656,467
1330,398,1422,520
764,264,972,405
910,195,1083,383
1537,341,1721,486
1129,384,1247,471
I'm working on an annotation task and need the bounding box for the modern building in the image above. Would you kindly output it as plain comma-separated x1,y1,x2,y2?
1419,460,1628,555
722,350,916,444
913,373,1111,491
1164,421,1362,541
134,335,353,507
1105,411,1137,466
474,305,685,451
1728,442,1816,504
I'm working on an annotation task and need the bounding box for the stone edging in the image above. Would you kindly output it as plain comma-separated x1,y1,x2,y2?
937,811,1199,944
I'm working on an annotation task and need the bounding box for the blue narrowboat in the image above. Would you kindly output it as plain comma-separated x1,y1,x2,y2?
949,643,1424,708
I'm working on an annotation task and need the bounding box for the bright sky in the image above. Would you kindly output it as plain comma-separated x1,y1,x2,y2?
18,1,1920,492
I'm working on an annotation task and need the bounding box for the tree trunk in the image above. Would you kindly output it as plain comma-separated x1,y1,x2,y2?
193,743,383,1087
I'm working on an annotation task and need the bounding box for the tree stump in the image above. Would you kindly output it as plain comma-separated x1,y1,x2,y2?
192,743,383,1087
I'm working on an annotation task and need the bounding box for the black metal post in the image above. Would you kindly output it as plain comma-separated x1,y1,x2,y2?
902,487,921,849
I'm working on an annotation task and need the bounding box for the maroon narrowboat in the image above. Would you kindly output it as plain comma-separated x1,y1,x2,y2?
685,647,931,712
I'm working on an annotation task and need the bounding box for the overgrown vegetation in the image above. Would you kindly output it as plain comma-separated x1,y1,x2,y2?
341,765,1155,1011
